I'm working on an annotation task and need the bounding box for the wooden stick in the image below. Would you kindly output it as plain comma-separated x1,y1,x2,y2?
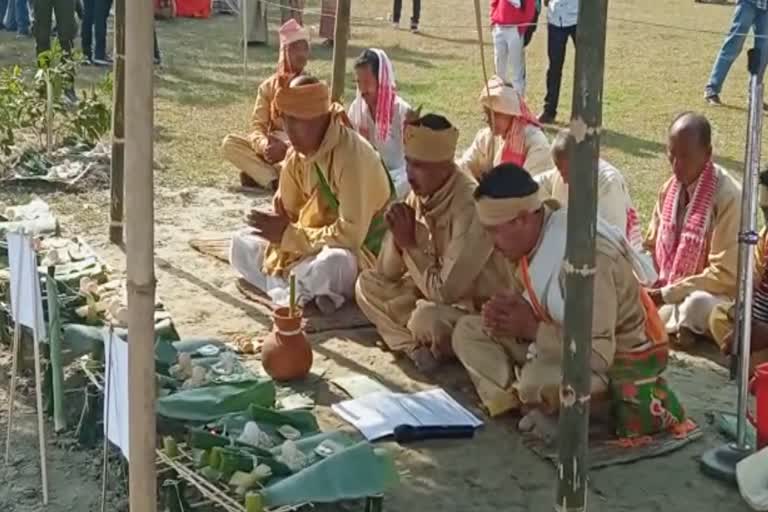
125,0,157,510
4,229,26,465
242,0,248,89
101,328,114,512
31,311,49,505
288,274,296,318
472,0,495,157
556,1,609,510
330,0,351,102
110,0,126,245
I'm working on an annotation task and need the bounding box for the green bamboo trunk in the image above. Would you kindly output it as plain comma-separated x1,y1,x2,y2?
110,0,126,245
556,1,609,510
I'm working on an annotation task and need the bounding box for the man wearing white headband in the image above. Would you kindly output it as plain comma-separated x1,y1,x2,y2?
452,163,686,439
349,48,412,198
356,114,512,373
458,76,552,180
221,19,310,191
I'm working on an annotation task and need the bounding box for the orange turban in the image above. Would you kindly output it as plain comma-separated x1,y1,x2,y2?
274,81,331,120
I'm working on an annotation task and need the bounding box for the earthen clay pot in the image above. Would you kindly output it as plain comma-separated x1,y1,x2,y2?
261,307,312,381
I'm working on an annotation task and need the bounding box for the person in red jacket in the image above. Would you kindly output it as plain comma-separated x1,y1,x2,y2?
491,0,536,96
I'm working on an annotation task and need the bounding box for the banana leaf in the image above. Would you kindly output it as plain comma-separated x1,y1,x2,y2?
156,380,276,423
213,404,319,440
261,436,398,508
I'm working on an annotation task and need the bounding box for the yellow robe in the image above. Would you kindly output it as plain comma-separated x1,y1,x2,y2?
356,171,514,352
644,164,741,305
263,116,391,277
452,206,648,416
457,126,553,179
221,74,288,187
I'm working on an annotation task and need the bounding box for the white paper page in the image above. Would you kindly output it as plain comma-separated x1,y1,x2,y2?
103,330,130,461
404,389,484,428
331,392,419,441
6,232,46,339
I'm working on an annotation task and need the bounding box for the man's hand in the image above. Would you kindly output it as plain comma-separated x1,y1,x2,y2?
647,288,665,307
385,202,417,250
245,209,289,244
482,291,539,340
264,136,288,164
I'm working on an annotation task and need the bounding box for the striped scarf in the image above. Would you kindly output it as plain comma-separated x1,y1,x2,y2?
348,49,396,146
499,94,540,167
654,161,718,287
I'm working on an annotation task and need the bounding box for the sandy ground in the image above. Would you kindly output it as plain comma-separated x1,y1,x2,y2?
0,186,756,512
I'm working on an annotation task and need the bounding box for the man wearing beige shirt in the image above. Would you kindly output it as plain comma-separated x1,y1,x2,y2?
356,114,512,372
645,112,741,348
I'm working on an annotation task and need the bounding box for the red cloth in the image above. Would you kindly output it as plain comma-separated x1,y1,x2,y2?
175,0,211,18
490,0,535,33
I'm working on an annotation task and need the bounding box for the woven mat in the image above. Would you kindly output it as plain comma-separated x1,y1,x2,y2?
524,421,704,469
236,278,373,334
189,238,230,264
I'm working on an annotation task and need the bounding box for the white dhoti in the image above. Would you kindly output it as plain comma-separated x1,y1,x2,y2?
659,290,729,336
229,229,358,309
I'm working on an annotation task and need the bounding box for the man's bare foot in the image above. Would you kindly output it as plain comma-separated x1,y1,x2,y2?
408,346,440,374
518,409,559,443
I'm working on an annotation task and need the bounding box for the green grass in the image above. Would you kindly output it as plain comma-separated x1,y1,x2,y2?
0,0,763,223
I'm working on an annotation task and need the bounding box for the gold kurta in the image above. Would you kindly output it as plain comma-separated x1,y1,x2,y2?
221,74,288,187
644,165,741,305
356,171,514,352
457,126,553,179
452,207,648,416
263,116,391,276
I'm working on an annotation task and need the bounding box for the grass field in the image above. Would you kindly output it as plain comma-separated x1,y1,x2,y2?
0,0,762,223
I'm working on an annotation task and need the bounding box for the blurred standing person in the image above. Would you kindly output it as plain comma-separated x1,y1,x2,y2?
81,0,113,65
3,0,31,35
490,0,537,96
704,0,768,105
33,0,78,103
319,0,335,46
538,0,577,124
391,0,420,33
0,0,9,29
280,0,303,24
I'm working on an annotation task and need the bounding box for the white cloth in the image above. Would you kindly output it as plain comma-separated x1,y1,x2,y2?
230,229,358,309
492,25,526,97
535,159,641,250
547,0,579,27
522,209,657,326
348,96,412,199
659,290,729,335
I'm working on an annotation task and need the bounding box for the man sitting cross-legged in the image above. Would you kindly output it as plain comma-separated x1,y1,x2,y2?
221,20,310,191
644,112,741,349
230,76,393,313
535,127,643,250
356,114,512,373
452,163,686,438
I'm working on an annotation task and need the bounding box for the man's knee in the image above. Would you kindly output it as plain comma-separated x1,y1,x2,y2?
451,315,485,360
354,270,377,303
406,301,443,340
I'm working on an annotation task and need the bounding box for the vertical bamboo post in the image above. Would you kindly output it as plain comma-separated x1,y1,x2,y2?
46,267,65,433
330,0,351,102
555,1,609,511
125,0,157,510
110,0,126,245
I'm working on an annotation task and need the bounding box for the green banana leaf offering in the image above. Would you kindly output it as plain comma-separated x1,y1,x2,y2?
156,379,276,423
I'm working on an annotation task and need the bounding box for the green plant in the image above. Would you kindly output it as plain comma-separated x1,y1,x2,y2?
0,41,112,159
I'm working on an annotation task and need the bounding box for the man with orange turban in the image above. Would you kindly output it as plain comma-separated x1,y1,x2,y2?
452,163,686,440
229,76,392,314
355,113,512,373
458,76,552,180
221,19,310,191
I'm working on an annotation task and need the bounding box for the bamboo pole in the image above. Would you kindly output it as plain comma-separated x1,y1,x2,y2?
330,0,351,102
110,0,126,245
31,293,49,505
555,1,609,511
125,0,157,510
46,267,66,433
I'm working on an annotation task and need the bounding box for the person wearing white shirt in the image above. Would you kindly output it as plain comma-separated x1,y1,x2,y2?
348,49,413,198
538,0,579,124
